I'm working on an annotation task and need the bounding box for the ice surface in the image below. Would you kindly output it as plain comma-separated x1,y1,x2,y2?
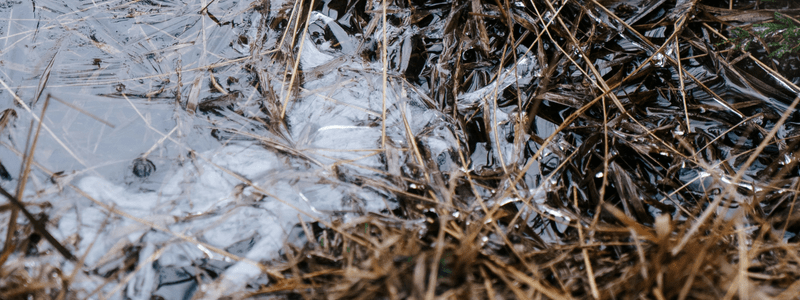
3,0,796,298
0,0,468,298
457,54,540,113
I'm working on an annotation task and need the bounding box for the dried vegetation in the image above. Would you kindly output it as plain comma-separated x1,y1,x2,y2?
3,0,800,299
249,0,800,299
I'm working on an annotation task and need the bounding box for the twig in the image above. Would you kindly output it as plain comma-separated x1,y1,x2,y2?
50,95,115,128
381,0,388,149
575,189,600,299
279,0,317,119
0,185,75,261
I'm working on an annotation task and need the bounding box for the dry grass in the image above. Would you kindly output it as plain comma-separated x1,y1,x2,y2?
3,0,800,299
247,0,800,299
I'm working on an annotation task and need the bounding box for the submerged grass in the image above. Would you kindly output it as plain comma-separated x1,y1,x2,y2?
3,0,800,299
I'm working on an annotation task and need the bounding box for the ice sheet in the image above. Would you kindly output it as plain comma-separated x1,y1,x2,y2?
0,0,466,298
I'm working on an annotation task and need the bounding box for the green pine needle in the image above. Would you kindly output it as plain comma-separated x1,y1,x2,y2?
719,12,800,58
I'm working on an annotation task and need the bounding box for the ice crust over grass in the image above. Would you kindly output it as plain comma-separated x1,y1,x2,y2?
0,0,467,298
66,131,401,299
62,137,398,298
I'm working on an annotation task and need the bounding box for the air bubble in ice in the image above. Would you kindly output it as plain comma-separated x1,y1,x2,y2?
132,157,156,178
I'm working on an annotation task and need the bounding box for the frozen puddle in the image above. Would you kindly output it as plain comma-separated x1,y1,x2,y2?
68,143,389,299
0,0,469,298
58,69,460,298
57,64,436,298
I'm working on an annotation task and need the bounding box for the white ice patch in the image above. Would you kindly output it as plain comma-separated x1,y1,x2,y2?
299,36,334,70
69,144,316,298
78,177,158,212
